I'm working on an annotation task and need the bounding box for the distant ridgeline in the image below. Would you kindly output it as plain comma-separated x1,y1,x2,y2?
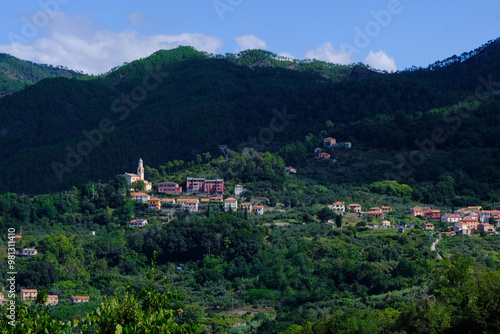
0,53,84,97
0,38,499,195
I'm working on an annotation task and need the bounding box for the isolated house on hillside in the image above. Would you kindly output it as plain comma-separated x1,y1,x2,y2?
254,205,264,215
323,137,336,148
72,296,90,303
234,184,243,196
22,249,37,256
46,295,58,305
224,197,238,212
347,204,362,213
21,289,37,301
332,201,345,212
129,219,148,227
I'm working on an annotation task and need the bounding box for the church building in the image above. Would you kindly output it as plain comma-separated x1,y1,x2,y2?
124,158,152,191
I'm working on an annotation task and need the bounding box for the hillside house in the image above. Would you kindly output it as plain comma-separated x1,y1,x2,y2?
441,231,456,236
0,298,7,305
234,184,243,196
425,223,435,230
239,202,252,212
46,295,58,305
323,137,336,148
22,249,38,256
21,289,37,301
460,217,479,230
454,223,471,235
381,220,391,226
441,214,462,223
369,207,381,212
332,201,345,212
224,197,238,212
72,296,90,303
316,152,331,160
129,219,148,227
131,192,150,203
285,166,297,173
425,210,441,219
381,206,393,214
254,205,264,215
478,210,500,223
124,158,152,191
148,198,161,210
177,198,199,212
157,182,182,194
347,204,362,213
410,207,425,217
478,223,495,232
13,235,22,243
366,211,384,220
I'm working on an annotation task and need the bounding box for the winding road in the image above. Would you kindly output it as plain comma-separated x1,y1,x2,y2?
431,235,444,260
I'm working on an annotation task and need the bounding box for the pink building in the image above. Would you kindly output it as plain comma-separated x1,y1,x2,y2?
158,182,182,194
441,214,462,223
186,178,224,194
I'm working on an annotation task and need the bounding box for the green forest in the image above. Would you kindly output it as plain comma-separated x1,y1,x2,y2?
0,39,498,197
1,38,500,333
1,150,500,333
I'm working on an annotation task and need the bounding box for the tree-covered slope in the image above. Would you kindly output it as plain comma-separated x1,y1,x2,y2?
0,39,499,194
0,53,84,97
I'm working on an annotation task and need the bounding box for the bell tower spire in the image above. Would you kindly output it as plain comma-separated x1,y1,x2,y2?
137,158,144,180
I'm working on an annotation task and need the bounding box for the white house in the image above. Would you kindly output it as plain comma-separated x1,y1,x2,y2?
22,249,38,256
129,219,148,227
234,185,243,196
224,197,238,212
331,201,345,213
441,214,462,223
254,205,264,215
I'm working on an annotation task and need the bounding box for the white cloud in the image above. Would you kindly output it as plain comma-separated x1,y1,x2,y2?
0,12,223,74
305,42,353,65
364,50,397,72
235,35,267,52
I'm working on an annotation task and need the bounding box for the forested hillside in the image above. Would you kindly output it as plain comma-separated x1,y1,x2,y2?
1,152,500,333
0,39,499,196
0,53,83,97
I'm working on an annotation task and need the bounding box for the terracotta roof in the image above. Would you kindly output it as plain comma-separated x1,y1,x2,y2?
412,207,423,210
177,198,199,204
225,197,237,201
148,198,160,201
72,296,90,300
370,207,381,211
333,201,344,205
367,211,383,215
254,205,263,208
382,206,392,209
235,184,242,187
348,203,361,207
131,192,149,197
200,198,210,202
21,289,37,293
324,137,335,140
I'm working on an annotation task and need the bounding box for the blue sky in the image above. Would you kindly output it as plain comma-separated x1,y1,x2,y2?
0,0,499,74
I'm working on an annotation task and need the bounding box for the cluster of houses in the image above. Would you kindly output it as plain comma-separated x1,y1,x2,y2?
411,205,500,236
331,201,393,220
128,193,264,219
0,290,90,306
